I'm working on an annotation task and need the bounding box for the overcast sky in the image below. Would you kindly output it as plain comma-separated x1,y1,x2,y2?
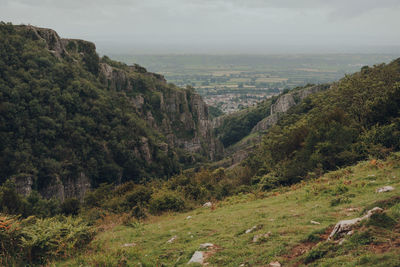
1,0,400,54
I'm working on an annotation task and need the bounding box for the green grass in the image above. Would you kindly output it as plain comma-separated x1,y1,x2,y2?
54,154,400,266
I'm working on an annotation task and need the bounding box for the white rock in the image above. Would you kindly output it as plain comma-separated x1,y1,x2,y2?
122,243,136,247
310,220,321,225
245,225,262,234
376,186,395,193
269,261,281,267
203,202,212,207
167,235,177,243
328,207,383,240
186,216,193,220
187,251,204,264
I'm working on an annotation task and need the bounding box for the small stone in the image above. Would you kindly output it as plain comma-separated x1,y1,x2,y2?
167,235,177,243
269,261,281,267
203,202,212,207
187,251,204,264
122,243,136,247
186,216,193,220
376,186,394,193
245,224,262,234
310,220,320,225
345,207,359,212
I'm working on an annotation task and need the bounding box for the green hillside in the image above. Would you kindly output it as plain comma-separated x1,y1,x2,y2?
54,153,400,266
246,59,400,186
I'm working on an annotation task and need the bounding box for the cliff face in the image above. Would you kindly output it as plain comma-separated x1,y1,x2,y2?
252,84,330,133
4,25,221,200
213,84,331,168
98,62,222,161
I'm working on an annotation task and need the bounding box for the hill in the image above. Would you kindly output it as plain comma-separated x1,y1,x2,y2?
0,23,221,200
54,153,400,266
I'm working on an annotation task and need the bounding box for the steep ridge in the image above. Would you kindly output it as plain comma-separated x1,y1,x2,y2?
213,84,329,167
251,84,330,133
0,23,222,200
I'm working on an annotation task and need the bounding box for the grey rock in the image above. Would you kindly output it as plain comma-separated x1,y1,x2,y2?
187,251,204,265
245,224,263,234
328,207,383,240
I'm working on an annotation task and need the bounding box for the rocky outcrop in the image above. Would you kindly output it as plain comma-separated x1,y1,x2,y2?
19,25,96,60
99,63,223,161
39,173,91,201
252,84,330,133
328,207,383,240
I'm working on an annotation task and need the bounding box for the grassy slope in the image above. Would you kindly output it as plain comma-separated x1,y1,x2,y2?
56,154,400,266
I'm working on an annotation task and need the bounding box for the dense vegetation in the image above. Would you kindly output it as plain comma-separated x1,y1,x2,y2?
247,60,400,187
0,22,208,194
215,96,276,147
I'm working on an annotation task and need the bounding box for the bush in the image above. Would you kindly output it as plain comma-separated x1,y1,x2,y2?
20,216,94,264
61,198,81,215
124,185,152,208
149,191,186,214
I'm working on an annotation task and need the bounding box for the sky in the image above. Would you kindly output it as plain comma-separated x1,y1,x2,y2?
1,0,400,54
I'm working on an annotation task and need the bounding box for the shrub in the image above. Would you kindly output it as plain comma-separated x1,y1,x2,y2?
149,191,186,214
61,198,81,215
20,216,94,263
124,185,152,208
